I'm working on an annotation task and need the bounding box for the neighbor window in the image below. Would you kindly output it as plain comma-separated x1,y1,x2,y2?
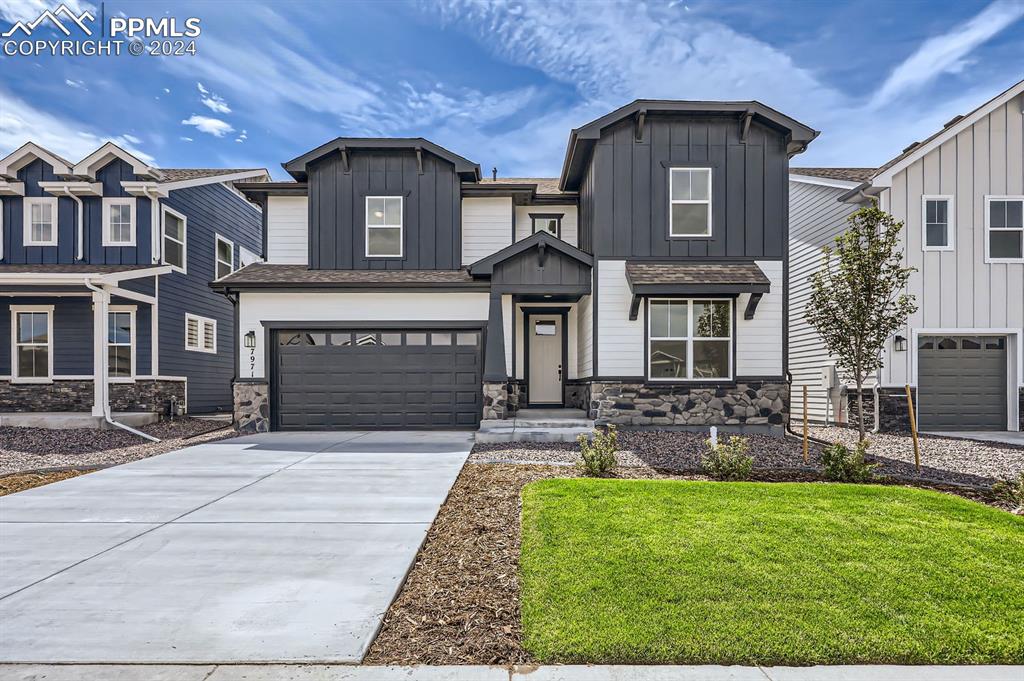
922,196,954,250
531,213,562,238
12,307,53,381
986,197,1024,261
162,206,187,271
366,196,403,257
185,313,216,353
669,168,712,237
108,308,134,379
215,235,234,279
648,299,731,380
23,197,58,246
102,197,135,246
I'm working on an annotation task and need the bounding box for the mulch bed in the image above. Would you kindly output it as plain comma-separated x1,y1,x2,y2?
0,469,90,496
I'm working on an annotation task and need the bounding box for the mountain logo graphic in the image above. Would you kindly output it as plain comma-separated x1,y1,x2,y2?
2,4,96,38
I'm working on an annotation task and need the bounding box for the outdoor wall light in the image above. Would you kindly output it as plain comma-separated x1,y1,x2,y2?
894,335,907,352
244,330,256,349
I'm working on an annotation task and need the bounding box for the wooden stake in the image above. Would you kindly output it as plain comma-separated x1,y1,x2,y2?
802,385,809,464
905,384,921,473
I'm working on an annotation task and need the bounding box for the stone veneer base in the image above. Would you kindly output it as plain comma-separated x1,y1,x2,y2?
233,381,270,433
0,379,185,414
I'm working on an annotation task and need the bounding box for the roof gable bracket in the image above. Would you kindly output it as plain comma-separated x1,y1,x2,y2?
537,241,547,267
743,292,763,320
629,294,642,321
634,109,646,142
416,147,423,174
341,149,350,174
740,109,754,144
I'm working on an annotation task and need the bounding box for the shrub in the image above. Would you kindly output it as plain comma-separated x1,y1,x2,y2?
702,435,753,481
821,440,878,482
993,473,1024,513
577,425,618,477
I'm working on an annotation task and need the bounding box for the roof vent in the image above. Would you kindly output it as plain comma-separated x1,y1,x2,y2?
943,114,964,129
901,141,920,154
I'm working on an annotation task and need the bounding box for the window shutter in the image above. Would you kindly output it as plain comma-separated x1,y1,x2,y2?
186,317,199,349
203,320,216,351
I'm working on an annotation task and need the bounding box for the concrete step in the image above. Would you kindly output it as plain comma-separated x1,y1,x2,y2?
476,417,596,443
516,408,587,419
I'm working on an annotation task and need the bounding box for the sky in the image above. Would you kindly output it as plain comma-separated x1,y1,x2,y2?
1,0,1022,179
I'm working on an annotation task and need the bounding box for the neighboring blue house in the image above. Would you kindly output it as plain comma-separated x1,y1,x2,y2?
0,142,267,420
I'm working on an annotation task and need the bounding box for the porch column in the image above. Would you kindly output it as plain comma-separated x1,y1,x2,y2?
91,289,109,417
483,290,507,381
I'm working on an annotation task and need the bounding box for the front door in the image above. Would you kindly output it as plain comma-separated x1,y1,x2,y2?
528,314,563,405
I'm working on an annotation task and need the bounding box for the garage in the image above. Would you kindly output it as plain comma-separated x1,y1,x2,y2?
917,335,1007,431
272,327,483,430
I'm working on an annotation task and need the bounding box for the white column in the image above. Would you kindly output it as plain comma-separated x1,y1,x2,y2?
91,289,109,416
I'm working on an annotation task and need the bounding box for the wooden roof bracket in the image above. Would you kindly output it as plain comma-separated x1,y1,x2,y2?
634,109,647,142
537,240,547,268
740,109,754,144
416,147,424,174
629,294,642,321
340,148,350,174
743,292,763,320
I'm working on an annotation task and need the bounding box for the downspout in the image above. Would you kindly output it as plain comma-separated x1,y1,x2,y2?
62,187,84,260
872,369,881,434
144,187,161,264
0,197,4,261
84,279,160,442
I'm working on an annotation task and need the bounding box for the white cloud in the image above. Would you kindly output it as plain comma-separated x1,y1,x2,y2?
163,87,171,94
870,0,1024,109
196,81,209,95
64,78,86,90
234,128,248,143
122,133,141,144
180,136,193,142
0,88,155,164
181,114,234,137
0,0,95,24
201,92,231,114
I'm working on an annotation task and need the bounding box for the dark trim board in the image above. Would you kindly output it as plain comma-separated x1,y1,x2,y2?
522,307,569,408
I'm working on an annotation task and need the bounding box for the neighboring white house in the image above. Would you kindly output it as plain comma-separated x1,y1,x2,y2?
790,78,1024,433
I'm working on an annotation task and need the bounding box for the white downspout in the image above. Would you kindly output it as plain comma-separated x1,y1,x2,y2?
145,187,161,264
62,188,84,260
0,197,4,261
85,279,160,442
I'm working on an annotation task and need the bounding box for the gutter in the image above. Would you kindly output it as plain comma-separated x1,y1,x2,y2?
84,279,160,443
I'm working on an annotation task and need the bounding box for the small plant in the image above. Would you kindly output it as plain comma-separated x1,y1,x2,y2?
702,435,753,481
821,440,878,482
992,473,1024,513
577,424,618,477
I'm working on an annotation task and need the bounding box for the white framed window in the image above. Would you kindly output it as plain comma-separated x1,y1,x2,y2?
922,195,954,251
531,214,562,238
161,205,187,272
215,234,234,280
669,168,712,237
23,197,58,246
365,196,403,257
185,313,216,353
102,197,136,246
108,306,136,380
648,298,732,381
11,305,54,382
985,196,1024,262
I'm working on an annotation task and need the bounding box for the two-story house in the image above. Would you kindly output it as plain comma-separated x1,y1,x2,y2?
789,78,1024,433
216,101,817,433
0,141,267,424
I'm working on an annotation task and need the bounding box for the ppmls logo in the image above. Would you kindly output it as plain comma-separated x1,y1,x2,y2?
1,3,95,38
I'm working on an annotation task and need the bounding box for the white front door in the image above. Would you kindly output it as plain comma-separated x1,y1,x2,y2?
528,314,562,405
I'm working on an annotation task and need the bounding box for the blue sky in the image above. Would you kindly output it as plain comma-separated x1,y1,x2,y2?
1,0,1023,179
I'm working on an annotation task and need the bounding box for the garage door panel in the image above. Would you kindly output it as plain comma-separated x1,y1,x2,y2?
918,335,1006,431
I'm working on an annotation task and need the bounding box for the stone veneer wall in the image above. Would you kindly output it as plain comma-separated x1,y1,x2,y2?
564,380,591,411
483,381,524,420
233,381,270,433
845,387,914,432
589,381,788,429
0,379,185,414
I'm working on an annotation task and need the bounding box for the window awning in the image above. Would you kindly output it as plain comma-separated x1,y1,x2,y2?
625,261,771,320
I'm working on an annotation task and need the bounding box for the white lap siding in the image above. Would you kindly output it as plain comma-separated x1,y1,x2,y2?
265,197,308,264
596,260,644,376
514,205,579,247
462,197,512,265
735,260,784,377
237,292,490,380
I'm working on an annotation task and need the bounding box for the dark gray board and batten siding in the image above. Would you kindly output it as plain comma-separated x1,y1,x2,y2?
307,149,461,270
581,115,788,258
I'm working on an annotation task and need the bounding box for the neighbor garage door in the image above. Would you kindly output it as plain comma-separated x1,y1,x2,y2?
272,328,483,430
917,335,1007,431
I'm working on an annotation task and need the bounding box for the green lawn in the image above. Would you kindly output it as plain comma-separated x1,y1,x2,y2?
520,480,1024,665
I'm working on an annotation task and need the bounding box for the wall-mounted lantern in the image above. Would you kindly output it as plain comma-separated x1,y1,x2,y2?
893,335,907,352
244,330,256,349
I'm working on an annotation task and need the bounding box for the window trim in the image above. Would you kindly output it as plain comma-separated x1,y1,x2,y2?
108,305,137,383
10,305,54,383
185,313,217,354
214,234,234,280
530,213,563,239
364,195,404,258
23,197,58,247
921,194,955,252
984,195,1024,263
101,197,137,247
161,204,187,273
647,297,733,382
668,167,713,238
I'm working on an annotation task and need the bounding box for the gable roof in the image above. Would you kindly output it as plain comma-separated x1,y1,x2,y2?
0,142,73,178
468,230,593,276
283,137,481,182
871,78,1024,188
72,141,162,180
560,99,819,191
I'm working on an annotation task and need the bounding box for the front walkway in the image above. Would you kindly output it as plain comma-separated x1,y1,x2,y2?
0,431,473,663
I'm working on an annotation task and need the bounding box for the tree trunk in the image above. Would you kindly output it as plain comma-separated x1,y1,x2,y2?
855,377,866,442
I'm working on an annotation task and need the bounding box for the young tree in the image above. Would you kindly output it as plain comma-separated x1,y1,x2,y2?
805,206,917,442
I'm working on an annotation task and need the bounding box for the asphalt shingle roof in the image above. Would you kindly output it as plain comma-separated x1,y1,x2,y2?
213,263,479,287
161,168,267,182
790,167,875,183
626,261,771,287
478,177,567,194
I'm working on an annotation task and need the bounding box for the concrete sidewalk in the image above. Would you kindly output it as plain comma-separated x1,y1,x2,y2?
0,664,1020,680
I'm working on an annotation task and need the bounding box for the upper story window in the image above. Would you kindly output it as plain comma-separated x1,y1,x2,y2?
215,235,234,279
669,168,712,237
922,196,954,251
108,307,135,379
531,213,562,239
12,306,53,382
648,298,731,381
366,196,403,257
986,197,1023,262
162,206,187,272
23,197,58,246
102,197,136,246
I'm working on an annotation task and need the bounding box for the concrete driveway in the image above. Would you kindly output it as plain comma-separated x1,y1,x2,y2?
0,430,472,663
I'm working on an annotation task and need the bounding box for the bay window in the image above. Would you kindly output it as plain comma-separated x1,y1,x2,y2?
649,298,731,380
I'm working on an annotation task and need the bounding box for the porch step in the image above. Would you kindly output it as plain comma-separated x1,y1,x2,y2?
476,414,596,443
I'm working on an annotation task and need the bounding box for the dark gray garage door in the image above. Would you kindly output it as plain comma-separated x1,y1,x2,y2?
272,328,483,430
918,335,1007,431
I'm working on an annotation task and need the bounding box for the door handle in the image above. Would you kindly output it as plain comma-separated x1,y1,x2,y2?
557,364,562,381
